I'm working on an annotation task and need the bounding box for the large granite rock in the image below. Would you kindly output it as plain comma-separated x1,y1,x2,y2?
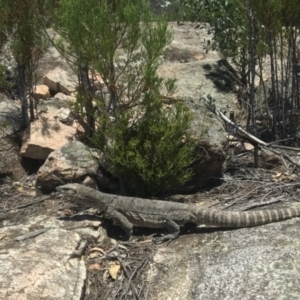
158,22,238,116
2,191,300,300
0,214,100,300
149,217,300,299
182,97,228,191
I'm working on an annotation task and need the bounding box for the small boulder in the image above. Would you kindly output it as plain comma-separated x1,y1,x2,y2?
244,142,254,151
180,97,228,192
0,94,24,134
36,141,118,192
43,67,78,95
20,103,77,160
259,149,282,169
56,108,74,125
54,92,76,102
88,70,105,90
33,85,50,100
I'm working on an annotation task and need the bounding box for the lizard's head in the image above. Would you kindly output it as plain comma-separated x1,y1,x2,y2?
56,183,80,195
56,183,102,208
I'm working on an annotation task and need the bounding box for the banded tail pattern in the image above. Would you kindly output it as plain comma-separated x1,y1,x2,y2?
198,207,300,227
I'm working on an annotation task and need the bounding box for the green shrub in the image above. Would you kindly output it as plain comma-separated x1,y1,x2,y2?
92,95,196,197
55,0,197,196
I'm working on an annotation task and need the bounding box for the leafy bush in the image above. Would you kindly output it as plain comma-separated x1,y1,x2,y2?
56,0,197,196
93,95,196,197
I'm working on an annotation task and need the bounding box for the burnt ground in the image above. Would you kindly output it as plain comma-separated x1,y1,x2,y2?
1,152,300,300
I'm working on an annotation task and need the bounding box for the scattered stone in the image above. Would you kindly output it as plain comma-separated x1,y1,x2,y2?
43,66,78,95
33,85,50,100
55,107,74,125
92,221,102,228
259,149,282,169
82,175,98,189
54,92,76,102
244,142,254,151
88,263,101,271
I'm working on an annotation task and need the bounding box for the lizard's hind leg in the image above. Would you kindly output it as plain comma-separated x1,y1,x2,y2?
154,219,180,243
154,210,197,243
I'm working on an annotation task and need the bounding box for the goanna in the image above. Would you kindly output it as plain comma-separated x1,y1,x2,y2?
56,183,300,242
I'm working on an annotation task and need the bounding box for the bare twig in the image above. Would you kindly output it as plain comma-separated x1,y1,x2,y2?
241,196,284,211
0,195,50,213
270,143,300,152
203,96,300,170
223,182,277,209
118,258,138,300
15,228,49,241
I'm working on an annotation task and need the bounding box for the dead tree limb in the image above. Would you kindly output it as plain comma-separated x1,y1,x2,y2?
202,97,300,170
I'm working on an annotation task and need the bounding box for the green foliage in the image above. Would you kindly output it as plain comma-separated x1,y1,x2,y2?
183,0,300,66
185,1,249,59
184,0,300,145
0,65,11,92
93,97,196,197
54,0,196,196
180,0,211,22
0,0,47,65
0,0,49,123
55,0,150,70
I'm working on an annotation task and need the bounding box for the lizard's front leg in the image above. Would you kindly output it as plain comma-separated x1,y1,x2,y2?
106,207,133,239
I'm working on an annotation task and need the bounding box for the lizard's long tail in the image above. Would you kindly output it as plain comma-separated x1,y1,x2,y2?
197,207,300,227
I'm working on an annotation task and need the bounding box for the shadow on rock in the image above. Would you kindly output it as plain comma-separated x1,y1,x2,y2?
203,59,238,93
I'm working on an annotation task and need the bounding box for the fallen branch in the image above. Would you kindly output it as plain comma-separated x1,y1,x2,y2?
241,196,284,211
15,228,49,241
202,97,300,170
0,195,50,213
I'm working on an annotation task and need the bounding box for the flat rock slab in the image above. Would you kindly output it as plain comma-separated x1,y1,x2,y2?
0,215,103,300
150,218,300,300
158,23,238,113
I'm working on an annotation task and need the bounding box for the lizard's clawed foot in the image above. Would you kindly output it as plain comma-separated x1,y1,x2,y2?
153,236,165,244
153,234,177,244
